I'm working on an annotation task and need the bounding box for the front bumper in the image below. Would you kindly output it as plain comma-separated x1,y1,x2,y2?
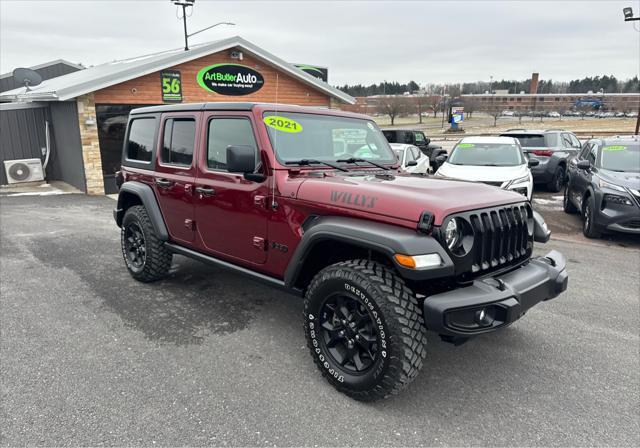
423,250,567,337
594,193,640,234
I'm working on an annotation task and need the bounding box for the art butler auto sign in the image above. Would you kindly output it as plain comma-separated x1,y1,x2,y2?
197,63,264,96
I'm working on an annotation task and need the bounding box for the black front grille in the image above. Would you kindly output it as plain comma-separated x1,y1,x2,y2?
481,181,504,188
439,202,533,280
468,204,531,273
623,219,640,229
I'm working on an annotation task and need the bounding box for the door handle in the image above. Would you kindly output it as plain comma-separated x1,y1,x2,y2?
156,178,173,188
195,186,215,196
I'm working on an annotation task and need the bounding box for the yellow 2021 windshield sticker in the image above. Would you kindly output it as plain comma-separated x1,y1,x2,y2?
603,145,627,151
457,143,475,148
264,116,303,133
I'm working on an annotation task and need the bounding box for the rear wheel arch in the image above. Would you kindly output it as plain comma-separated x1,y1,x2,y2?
115,181,169,241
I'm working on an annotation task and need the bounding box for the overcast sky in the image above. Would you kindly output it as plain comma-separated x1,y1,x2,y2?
1,0,639,86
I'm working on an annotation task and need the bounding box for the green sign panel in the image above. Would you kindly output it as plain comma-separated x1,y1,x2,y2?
160,70,182,103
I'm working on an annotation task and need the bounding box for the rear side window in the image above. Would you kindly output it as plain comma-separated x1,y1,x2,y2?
162,118,195,166
126,118,156,162
207,118,257,171
382,131,397,143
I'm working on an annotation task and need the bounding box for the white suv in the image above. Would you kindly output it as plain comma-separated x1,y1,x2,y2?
434,136,537,200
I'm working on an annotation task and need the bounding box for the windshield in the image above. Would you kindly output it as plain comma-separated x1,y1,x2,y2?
507,134,557,147
599,143,640,172
448,142,524,166
264,112,396,164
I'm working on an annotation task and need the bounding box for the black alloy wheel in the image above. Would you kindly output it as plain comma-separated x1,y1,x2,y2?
319,294,378,374
123,222,146,270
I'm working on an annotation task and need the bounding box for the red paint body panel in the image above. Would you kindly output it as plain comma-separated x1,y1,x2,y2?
121,103,521,281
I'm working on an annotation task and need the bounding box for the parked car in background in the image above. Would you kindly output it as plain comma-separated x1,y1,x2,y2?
546,111,561,118
500,129,581,192
382,129,447,170
390,143,430,174
434,136,536,200
564,135,640,238
626,111,638,118
501,110,516,117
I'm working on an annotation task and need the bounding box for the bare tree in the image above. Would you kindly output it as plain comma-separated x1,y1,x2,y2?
377,96,408,126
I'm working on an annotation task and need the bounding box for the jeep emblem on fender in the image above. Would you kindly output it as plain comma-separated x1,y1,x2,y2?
196,63,264,96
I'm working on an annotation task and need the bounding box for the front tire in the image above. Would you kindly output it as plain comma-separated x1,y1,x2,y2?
303,260,427,401
582,195,602,238
121,205,172,282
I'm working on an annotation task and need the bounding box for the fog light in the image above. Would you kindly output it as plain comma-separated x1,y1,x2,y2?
475,308,494,326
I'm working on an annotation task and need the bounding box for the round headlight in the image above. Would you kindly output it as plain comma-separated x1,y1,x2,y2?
445,218,461,250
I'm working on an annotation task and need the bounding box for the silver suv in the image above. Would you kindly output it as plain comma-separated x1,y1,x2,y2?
500,129,581,192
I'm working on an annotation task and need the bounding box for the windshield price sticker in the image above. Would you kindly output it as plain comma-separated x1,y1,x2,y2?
603,145,627,151
458,143,475,148
264,116,303,133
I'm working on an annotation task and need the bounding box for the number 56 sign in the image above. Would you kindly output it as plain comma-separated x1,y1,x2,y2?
160,70,182,103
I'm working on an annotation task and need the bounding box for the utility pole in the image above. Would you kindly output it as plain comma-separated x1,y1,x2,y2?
172,0,235,51
622,6,640,134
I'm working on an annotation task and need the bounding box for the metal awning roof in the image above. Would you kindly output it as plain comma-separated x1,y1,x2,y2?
0,36,355,104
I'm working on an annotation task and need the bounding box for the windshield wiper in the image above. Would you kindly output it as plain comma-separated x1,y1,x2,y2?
284,159,348,172
335,157,390,171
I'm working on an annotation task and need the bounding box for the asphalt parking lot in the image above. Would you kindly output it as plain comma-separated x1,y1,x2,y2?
1,193,639,446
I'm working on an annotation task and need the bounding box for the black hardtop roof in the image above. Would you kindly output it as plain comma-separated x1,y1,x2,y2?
130,102,372,120
131,102,255,114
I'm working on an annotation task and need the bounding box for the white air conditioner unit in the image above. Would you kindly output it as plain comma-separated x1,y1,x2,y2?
4,158,45,184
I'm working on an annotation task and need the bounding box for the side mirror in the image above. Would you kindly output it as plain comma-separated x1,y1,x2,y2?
528,158,540,167
435,154,448,165
226,145,264,181
424,138,431,146
577,160,591,170
407,160,418,167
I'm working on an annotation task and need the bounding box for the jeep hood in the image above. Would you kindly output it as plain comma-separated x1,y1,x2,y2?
295,172,525,225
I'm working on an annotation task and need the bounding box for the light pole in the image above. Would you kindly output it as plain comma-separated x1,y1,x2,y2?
622,6,640,134
172,0,235,51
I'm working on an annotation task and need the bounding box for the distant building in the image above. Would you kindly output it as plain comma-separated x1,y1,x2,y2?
461,92,640,113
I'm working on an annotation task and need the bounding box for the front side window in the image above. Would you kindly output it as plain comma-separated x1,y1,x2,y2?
263,112,395,164
448,142,524,167
207,118,257,171
162,118,195,166
414,132,425,143
599,143,639,172
126,118,156,162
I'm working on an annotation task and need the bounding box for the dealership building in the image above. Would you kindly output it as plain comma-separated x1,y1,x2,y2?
0,36,354,194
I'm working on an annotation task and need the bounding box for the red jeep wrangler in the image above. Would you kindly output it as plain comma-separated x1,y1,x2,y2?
114,103,568,401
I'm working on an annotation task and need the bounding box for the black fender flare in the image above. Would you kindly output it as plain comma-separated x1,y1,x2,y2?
114,181,169,241
284,216,454,288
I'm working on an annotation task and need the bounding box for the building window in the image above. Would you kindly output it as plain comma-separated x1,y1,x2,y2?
126,118,156,162
517,98,522,102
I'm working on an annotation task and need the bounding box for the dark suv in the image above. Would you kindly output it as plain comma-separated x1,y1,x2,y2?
114,102,568,401
500,129,582,192
382,129,447,169
564,135,640,238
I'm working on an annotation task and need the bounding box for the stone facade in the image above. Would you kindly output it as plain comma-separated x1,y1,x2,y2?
76,94,104,195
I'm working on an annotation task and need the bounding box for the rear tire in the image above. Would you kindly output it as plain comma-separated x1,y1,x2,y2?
582,195,602,239
121,205,172,282
303,260,427,401
563,183,578,214
547,165,565,192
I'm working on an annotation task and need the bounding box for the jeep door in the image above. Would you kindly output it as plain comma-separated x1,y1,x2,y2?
153,113,199,245
193,112,268,265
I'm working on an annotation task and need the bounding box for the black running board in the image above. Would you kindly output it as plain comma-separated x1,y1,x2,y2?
164,243,298,294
